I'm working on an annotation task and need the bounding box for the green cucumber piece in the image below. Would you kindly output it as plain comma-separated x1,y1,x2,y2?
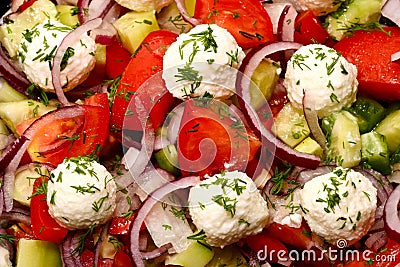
16,239,62,267
329,111,361,168
294,137,323,157
361,132,391,175
375,109,400,153
154,144,180,175
0,78,27,102
0,119,9,135
345,97,385,133
273,102,310,148
56,5,79,26
165,241,214,267
206,245,247,267
325,0,382,41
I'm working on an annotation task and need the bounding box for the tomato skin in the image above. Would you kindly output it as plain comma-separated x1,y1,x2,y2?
334,27,400,102
264,223,312,250
110,30,178,134
294,10,333,46
98,258,114,267
194,0,274,49
30,177,68,244
18,0,37,12
106,37,132,79
80,249,95,267
177,99,261,177
109,216,134,236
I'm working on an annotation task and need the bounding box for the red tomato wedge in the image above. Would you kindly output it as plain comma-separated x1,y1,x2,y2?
177,99,261,177
30,177,68,243
27,93,110,166
334,27,400,102
110,30,178,135
193,0,274,49
294,10,333,46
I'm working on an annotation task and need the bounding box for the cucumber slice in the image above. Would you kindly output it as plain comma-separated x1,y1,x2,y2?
56,5,79,26
0,78,27,102
0,119,9,135
345,96,385,133
16,239,62,267
361,132,391,175
154,144,180,175
329,111,361,168
375,109,400,153
295,137,323,157
113,11,159,53
165,241,214,267
325,0,381,41
273,102,310,148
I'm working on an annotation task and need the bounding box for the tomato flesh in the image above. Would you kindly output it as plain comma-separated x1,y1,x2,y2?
106,37,132,79
334,27,400,102
294,10,333,46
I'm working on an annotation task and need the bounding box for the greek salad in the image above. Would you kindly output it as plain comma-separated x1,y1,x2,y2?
0,0,399,266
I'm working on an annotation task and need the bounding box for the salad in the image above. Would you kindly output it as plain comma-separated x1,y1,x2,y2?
0,0,399,266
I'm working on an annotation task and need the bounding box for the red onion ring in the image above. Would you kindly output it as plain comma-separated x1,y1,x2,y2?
302,92,327,151
391,51,400,62
276,4,297,42
0,134,15,151
236,42,320,169
174,0,201,26
61,231,83,267
141,243,172,260
77,0,90,24
88,0,113,21
382,0,400,27
130,176,200,267
365,230,388,252
94,224,108,267
0,47,30,94
52,18,102,107
0,206,31,225
383,184,400,243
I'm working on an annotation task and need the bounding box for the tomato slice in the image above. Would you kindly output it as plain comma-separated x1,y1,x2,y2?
112,250,133,267
177,99,261,177
334,27,400,102
194,0,274,48
27,94,110,166
110,30,177,136
18,0,38,12
30,177,68,243
244,232,288,263
263,222,313,250
294,10,333,46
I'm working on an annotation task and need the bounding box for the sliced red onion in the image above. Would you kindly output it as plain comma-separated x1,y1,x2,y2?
88,0,113,21
61,231,83,267
65,84,108,102
0,206,31,225
382,0,400,27
135,167,176,201
295,165,333,185
302,92,327,151
94,225,108,267
237,42,320,169
276,4,297,42
369,218,385,233
11,0,23,12
174,0,201,26
141,244,172,260
154,135,171,151
391,51,400,62
0,134,15,151
0,47,30,94
0,228,14,261
383,184,400,242
95,34,115,45
52,18,102,106
365,231,388,252
130,176,200,267
77,0,90,24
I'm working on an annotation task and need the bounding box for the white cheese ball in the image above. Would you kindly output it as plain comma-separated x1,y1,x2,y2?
284,44,358,118
17,20,96,92
188,171,270,248
163,24,245,100
295,0,340,15
47,157,117,230
299,167,377,245
114,0,172,11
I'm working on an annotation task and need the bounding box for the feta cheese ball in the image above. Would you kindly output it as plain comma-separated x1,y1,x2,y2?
295,0,341,15
163,24,245,100
188,171,270,248
285,44,358,118
114,0,172,11
299,167,377,245
47,157,117,230
17,20,96,92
